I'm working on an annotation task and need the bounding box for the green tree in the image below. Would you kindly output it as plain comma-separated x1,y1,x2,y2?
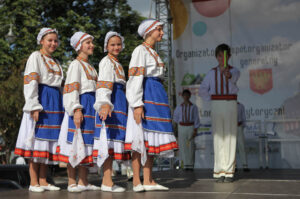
0,0,145,163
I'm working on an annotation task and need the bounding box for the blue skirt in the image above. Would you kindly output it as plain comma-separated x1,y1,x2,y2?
67,92,95,145
35,84,64,141
142,77,173,133
95,83,127,142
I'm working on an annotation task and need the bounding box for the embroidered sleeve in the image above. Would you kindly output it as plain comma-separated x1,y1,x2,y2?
128,67,145,76
96,81,113,90
126,46,145,108
23,52,43,112
94,58,114,112
63,82,80,94
63,61,83,116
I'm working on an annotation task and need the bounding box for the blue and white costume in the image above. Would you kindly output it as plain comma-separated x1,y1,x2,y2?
125,20,178,157
93,53,130,166
57,32,97,166
15,28,64,164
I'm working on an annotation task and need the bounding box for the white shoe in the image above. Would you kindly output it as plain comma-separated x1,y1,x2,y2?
143,184,169,191
133,184,145,192
29,185,45,193
77,184,88,191
85,184,101,191
101,184,126,192
40,184,60,191
77,184,101,191
67,184,82,193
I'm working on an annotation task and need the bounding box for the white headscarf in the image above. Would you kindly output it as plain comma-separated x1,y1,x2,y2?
70,31,94,52
37,27,58,45
137,19,163,39
104,31,125,53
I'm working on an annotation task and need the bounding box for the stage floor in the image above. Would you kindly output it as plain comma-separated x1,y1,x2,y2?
2,169,300,199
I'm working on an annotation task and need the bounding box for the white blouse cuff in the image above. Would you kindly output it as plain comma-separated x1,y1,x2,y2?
69,104,83,116
130,101,144,108
23,102,43,112
94,101,114,113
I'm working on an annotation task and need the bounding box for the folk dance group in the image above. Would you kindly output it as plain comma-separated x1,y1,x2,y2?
14,19,178,193
14,16,247,193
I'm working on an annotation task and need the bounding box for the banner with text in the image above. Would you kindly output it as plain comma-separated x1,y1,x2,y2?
171,0,300,168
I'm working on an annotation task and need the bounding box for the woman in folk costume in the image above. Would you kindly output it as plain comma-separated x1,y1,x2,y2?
56,31,100,192
125,19,178,192
93,31,130,192
14,28,63,192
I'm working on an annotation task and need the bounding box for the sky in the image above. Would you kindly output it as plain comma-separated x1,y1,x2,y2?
127,0,156,18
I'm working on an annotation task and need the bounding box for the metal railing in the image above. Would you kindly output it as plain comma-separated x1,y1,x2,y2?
263,119,300,168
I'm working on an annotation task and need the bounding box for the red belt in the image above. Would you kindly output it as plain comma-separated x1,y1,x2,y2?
179,122,194,126
211,94,237,101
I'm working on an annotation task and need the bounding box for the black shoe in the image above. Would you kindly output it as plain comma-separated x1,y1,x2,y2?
243,168,250,172
216,176,225,183
224,177,234,183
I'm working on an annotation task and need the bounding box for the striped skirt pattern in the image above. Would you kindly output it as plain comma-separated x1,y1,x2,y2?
15,84,64,164
57,92,95,165
125,77,178,156
93,83,130,161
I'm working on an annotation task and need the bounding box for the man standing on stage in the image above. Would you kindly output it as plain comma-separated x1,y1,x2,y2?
199,44,240,182
174,89,200,170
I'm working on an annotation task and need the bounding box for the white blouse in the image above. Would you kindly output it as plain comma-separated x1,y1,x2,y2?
199,66,240,101
63,58,98,116
173,103,201,129
94,54,126,112
126,42,165,108
23,51,63,112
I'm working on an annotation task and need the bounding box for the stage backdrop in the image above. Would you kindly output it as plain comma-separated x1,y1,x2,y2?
170,0,300,168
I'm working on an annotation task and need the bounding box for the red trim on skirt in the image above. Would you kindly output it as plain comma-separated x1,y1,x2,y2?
14,148,59,161
92,149,131,161
124,141,178,155
56,146,94,165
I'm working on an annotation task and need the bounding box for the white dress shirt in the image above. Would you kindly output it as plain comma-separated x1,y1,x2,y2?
173,102,200,129
199,66,240,101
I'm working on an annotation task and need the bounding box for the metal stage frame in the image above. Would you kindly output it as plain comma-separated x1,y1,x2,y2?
155,0,174,110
